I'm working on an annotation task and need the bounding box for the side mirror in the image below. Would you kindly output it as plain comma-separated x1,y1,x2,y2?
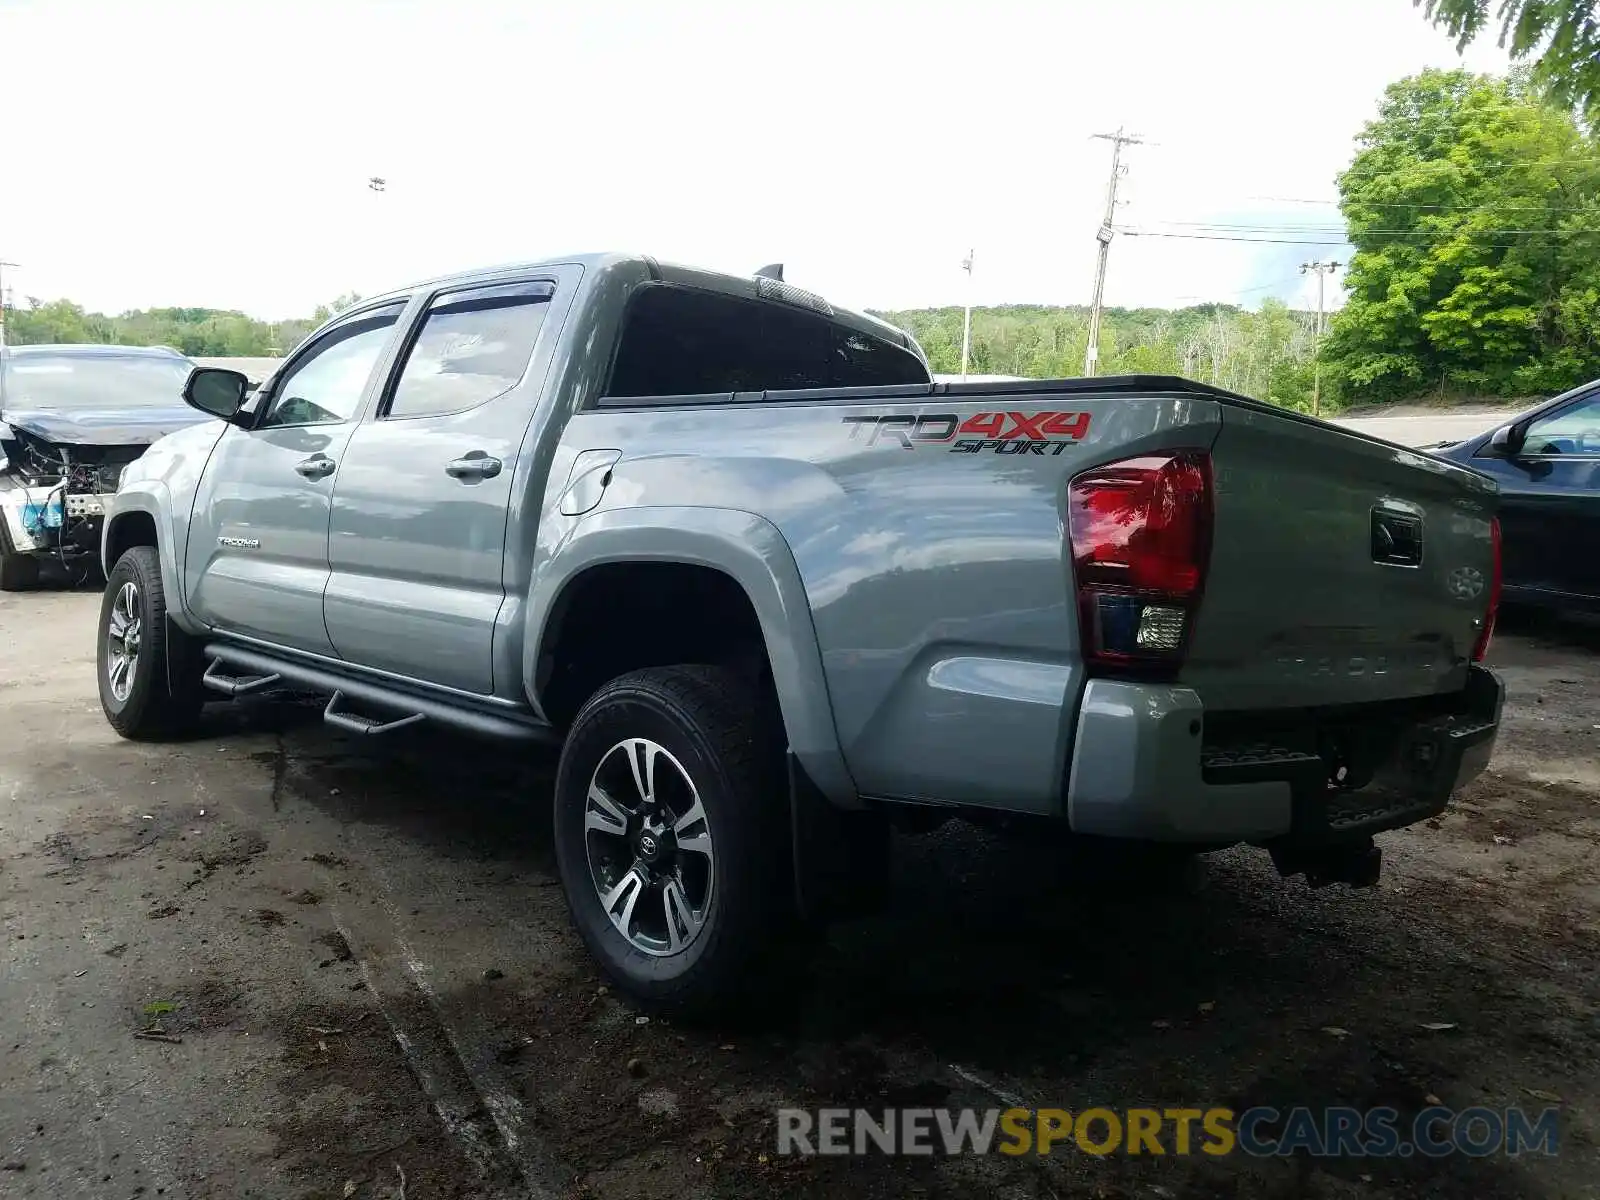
1488,423,1524,456
183,367,250,423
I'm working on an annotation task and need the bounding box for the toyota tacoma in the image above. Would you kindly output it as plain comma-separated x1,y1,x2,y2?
97,254,1505,1011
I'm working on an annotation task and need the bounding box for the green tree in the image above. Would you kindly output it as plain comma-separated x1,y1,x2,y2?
2,294,365,357
1416,0,1600,122
875,301,1323,408
1325,68,1600,401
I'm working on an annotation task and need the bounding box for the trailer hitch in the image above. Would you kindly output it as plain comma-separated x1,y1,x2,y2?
1269,837,1383,890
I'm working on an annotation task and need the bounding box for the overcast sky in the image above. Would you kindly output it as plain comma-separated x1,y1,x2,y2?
0,0,1509,320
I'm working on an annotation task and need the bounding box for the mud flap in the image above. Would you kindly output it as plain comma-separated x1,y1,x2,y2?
788,752,890,924
166,614,206,698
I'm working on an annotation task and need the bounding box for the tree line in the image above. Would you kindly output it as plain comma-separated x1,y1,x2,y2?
876,301,1327,411
0,293,362,358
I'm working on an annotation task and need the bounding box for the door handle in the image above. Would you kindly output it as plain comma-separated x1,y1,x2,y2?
294,456,336,480
445,453,503,482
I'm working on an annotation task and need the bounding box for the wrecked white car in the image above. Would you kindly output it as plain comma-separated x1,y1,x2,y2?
0,344,204,590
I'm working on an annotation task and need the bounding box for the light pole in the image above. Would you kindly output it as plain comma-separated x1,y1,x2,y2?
959,250,974,382
1300,260,1342,416
366,177,388,295
0,261,17,349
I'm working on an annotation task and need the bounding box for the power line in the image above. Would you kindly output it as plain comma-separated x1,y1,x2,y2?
1246,194,1600,214
1119,228,1600,246
1135,220,1600,235
1121,231,1353,245
1249,195,1600,212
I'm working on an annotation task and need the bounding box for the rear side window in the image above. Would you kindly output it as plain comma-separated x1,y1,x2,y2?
385,281,552,419
606,284,927,398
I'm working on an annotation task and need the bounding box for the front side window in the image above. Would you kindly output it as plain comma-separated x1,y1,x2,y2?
386,283,550,419
1522,395,1600,456
258,305,404,429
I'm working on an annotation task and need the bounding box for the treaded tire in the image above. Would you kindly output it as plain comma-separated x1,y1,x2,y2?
97,546,205,740
0,517,39,591
553,664,794,1017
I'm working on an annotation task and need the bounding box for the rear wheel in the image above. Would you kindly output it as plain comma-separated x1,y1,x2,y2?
97,546,204,740
553,664,793,1015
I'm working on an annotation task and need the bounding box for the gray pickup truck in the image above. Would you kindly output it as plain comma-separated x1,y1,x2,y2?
98,253,1504,1011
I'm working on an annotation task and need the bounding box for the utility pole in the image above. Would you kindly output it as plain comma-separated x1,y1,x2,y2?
959,249,974,382
1300,260,1341,416
1084,128,1143,377
0,261,17,349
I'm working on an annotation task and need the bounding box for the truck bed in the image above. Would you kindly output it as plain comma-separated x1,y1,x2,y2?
558,374,1500,816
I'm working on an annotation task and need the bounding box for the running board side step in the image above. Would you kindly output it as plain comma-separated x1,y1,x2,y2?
201,644,559,746
202,657,283,696
323,690,427,737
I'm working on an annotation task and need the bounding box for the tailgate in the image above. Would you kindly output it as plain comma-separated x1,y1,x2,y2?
1184,403,1499,711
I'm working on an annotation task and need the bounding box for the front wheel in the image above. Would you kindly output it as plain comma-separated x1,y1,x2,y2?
97,546,204,740
552,664,793,1016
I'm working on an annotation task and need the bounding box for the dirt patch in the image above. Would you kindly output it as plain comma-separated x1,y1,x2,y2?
318,931,355,963
182,828,271,888
268,999,520,1200
131,978,246,1038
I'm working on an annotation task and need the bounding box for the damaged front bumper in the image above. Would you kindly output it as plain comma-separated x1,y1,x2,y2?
0,483,115,559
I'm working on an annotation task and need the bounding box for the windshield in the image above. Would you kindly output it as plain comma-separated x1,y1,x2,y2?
1,354,192,412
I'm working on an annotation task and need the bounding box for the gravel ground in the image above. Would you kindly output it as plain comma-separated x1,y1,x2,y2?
1,588,1596,1199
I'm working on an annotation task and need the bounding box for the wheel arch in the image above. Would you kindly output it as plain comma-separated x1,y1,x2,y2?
102,493,198,631
524,507,858,806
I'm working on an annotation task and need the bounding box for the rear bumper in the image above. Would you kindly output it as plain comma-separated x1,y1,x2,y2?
1065,665,1503,845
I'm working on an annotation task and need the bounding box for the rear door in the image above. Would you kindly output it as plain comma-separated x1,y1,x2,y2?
185,302,407,655
323,273,573,695
1471,390,1600,604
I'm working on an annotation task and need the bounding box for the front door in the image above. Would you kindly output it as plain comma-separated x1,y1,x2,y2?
185,302,407,655
324,275,570,695
1474,391,1600,603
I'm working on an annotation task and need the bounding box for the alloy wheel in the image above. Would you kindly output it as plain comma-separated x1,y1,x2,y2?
105,582,142,703
583,737,716,956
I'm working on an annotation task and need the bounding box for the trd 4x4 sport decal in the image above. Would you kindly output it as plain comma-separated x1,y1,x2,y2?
842,411,1093,455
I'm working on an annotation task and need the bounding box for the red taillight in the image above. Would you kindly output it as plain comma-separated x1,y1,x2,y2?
1068,451,1213,671
1472,515,1502,662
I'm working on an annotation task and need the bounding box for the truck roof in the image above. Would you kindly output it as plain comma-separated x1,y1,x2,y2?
362,252,927,361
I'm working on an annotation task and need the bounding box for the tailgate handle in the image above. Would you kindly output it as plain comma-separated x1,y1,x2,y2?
1371,508,1423,567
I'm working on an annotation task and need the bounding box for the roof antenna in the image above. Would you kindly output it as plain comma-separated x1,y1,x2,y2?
754,263,784,281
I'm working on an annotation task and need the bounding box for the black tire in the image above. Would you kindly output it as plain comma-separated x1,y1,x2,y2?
552,664,793,1016
97,546,205,740
0,519,40,592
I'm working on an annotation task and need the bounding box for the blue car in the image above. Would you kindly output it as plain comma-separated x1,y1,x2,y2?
1431,381,1600,613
